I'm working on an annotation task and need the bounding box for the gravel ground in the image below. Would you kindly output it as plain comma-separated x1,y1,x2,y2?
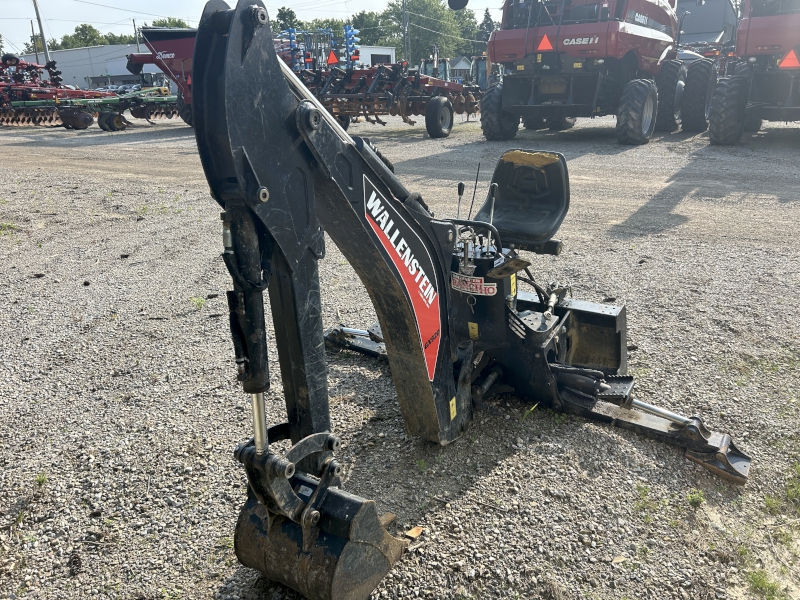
0,116,799,600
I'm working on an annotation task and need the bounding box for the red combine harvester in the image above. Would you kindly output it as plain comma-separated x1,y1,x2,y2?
127,27,197,125
127,28,481,137
708,0,800,144
468,0,718,143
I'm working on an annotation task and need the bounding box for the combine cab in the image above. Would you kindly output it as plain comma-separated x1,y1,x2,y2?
708,0,800,144
466,0,719,143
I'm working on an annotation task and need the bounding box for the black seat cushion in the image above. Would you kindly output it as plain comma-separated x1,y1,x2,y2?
474,150,570,249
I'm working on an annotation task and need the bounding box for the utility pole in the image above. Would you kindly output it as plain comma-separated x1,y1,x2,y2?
133,19,141,52
30,0,51,63
402,0,409,62
30,20,40,63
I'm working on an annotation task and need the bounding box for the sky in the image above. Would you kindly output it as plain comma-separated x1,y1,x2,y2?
1,0,503,54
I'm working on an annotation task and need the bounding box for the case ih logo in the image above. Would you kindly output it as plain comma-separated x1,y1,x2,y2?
156,52,176,59
363,176,441,380
562,36,600,46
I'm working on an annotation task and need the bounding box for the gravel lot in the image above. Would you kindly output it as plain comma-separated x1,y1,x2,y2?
1,116,799,600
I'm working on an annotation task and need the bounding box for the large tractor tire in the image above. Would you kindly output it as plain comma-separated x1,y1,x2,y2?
616,79,658,145
177,92,193,127
681,58,716,132
654,60,686,131
708,76,749,145
97,111,113,131
548,116,576,131
425,96,454,138
480,83,519,141
522,116,547,130
1,53,19,67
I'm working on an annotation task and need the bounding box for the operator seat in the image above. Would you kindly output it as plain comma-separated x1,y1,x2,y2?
473,150,570,251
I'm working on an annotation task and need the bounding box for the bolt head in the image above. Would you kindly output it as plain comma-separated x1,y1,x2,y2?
258,187,269,203
447,230,454,243
252,7,268,26
307,108,322,130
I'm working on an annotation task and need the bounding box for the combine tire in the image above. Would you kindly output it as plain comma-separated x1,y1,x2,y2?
425,96,454,138
548,116,576,131
654,60,686,131
522,116,546,130
177,93,193,127
480,83,519,140
681,58,716,132
616,79,658,145
708,76,749,145
336,115,351,131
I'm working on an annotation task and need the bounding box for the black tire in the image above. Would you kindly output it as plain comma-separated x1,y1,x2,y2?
708,76,749,145
522,116,546,130
548,116,576,131
1,53,19,67
681,59,716,132
336,115,351,131
177,92,193,127
425,96,454,138
654,60,686,132
616,79,658,145
480,83,519,141
97,111,113,131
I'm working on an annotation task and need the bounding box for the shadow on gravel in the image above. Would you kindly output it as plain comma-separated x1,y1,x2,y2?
609,128,800,238
0,123,195,148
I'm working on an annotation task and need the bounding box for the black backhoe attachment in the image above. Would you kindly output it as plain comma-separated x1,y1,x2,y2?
193,2,751,599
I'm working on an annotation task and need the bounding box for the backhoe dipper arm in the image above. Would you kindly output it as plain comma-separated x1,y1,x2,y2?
194,0,472,447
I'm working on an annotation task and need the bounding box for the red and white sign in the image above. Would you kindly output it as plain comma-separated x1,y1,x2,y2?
451,273,497,296
363,176,441,380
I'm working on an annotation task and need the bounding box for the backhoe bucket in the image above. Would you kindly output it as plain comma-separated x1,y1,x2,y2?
235,477,406,600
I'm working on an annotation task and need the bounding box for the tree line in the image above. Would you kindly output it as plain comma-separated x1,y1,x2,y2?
22,18,188,55
274,0,499,66
16,2,500,67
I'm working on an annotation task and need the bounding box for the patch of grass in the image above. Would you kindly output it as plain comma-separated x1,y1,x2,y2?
34,472,47,487
746,570,786,599
764,495,781,514
787,463,800,514
189,297,206,310
0,222,19,235
416,459,427,473
217,536,234,550
521,402,539,422
773,528,792,546
687,488,705,508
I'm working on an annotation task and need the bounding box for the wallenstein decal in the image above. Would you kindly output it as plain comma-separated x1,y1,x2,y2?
363,176,441,380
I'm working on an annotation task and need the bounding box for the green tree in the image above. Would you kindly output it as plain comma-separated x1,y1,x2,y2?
382,0,462,65
59,24,106,49
23,34,61,54
104,32,136,45
275,7,300,31
350,11,385,46
451,7,480,57
302,18,346,36
0,34,4,56
477,9,498,44
148,17,190,28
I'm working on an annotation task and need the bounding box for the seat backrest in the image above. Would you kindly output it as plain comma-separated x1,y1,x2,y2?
473,150,570,250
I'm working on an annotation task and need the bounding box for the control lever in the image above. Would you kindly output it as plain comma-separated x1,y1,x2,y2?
456,181,465,219
485,183,498,253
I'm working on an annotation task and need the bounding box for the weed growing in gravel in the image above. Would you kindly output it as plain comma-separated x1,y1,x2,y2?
521,402,538,422
787,464,800,514
34,472,47,487
764,496,781,514
189,297,206,310
687,488,706,508
416,459,427,473
746,569,786,599
0,222,19,235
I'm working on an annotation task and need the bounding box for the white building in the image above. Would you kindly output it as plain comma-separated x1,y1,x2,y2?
19,44,164,89
358,46,396,66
